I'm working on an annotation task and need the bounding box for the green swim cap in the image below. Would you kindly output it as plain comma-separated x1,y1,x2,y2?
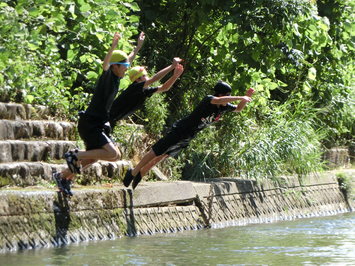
109,50,128,65
128,66,148,82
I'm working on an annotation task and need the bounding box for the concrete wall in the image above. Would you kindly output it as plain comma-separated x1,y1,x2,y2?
0,171,353,253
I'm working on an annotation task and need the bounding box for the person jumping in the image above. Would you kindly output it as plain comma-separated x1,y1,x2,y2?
123,81,255,189
109,57,184,133
53,31,144,196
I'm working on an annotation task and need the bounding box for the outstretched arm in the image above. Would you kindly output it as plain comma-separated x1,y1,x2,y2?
143,57,182,88
127,32,145,64
156,64,184,93
210,95,251,105
102,32,121,71
234,88,255,112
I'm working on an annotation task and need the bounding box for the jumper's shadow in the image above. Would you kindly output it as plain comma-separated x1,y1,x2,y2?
52,192,71,246
122,189,137,236
197,178,266,222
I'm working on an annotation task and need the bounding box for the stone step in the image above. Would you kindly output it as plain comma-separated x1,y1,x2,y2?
0,140,77,163
0,160,131,187
0,119,76,141
0,102,53,121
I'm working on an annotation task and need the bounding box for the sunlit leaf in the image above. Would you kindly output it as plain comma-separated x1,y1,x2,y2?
87,71,98,80
307,67,317,80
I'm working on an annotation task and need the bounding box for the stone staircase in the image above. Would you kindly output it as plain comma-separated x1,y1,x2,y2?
0,102,131,188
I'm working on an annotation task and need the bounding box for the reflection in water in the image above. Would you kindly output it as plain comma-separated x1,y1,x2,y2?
1,212,354,265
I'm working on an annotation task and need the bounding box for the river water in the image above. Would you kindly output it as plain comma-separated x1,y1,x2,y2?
1,212,354,265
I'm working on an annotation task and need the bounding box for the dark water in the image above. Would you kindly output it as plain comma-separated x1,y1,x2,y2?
1,212,354,265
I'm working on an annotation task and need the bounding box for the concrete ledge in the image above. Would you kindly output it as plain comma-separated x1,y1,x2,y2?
204,178,257,195
300,172,338,186
132,181,196,207
0,171,353,253
0,188,125,216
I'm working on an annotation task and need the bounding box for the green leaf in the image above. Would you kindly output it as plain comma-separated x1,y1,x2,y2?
293,23,301,37
27,42,39,51
80,3,91,13
67,49,77,62
69,4,77,19
307,67,317,80
87,71,98,80
24,94,34,103
302,81,311,93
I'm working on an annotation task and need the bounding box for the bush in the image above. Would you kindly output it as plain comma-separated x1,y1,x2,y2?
179,100,324,181
0,0,140,119
142,92,169,137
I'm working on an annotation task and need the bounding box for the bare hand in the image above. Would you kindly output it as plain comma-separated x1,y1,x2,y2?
111,32,121,48
172,57,183,67
246,88,255,97
173,64,184,76
137,32,145,49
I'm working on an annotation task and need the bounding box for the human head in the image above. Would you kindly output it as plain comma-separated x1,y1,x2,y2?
213,80,232,96
110,50,129,78
128,66,148,83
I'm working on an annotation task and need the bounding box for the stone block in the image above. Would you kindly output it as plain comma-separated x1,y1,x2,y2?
46,122,64,139
151,166,168,181
192,182,211,199
0,120,12,140
132,181,195,207
300,172,337,186
0,140,76,163
0,120,76,141
13,120,31,139
0,142,12,162
204,178,257,195
65,189,125,211
0,103,6,119
31,121,46,138
59,122,76,140
4,103,26,120
323,146,350,168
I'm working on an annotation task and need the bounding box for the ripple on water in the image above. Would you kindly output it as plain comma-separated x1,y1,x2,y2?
0,212,354,265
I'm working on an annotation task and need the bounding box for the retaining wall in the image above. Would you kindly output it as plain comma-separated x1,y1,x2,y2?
0,171,353,253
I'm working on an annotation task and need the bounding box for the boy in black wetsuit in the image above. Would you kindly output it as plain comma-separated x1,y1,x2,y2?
65,59,183,185
53,31,145,196
123,81,254,189
109,58,184,132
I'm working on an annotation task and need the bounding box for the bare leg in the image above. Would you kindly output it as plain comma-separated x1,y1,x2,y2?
77,142,119,161
140,154,168,177
131,149,157,176
107,145,122,161
61,142,121,179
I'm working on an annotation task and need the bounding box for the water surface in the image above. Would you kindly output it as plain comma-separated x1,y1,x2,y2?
1,212,354,265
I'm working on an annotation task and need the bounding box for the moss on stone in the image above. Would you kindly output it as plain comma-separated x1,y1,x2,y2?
336,172,353,200
0,176,13,187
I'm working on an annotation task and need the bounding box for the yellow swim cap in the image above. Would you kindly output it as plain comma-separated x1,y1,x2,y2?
109,50,128,65
128,66,148,82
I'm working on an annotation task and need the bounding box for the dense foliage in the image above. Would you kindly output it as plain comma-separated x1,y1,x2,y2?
0,0,353,180
0,0,140,118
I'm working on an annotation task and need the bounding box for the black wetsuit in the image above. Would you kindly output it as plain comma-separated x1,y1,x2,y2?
109,81,158,130
78,68,121,150
152,95,237,157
